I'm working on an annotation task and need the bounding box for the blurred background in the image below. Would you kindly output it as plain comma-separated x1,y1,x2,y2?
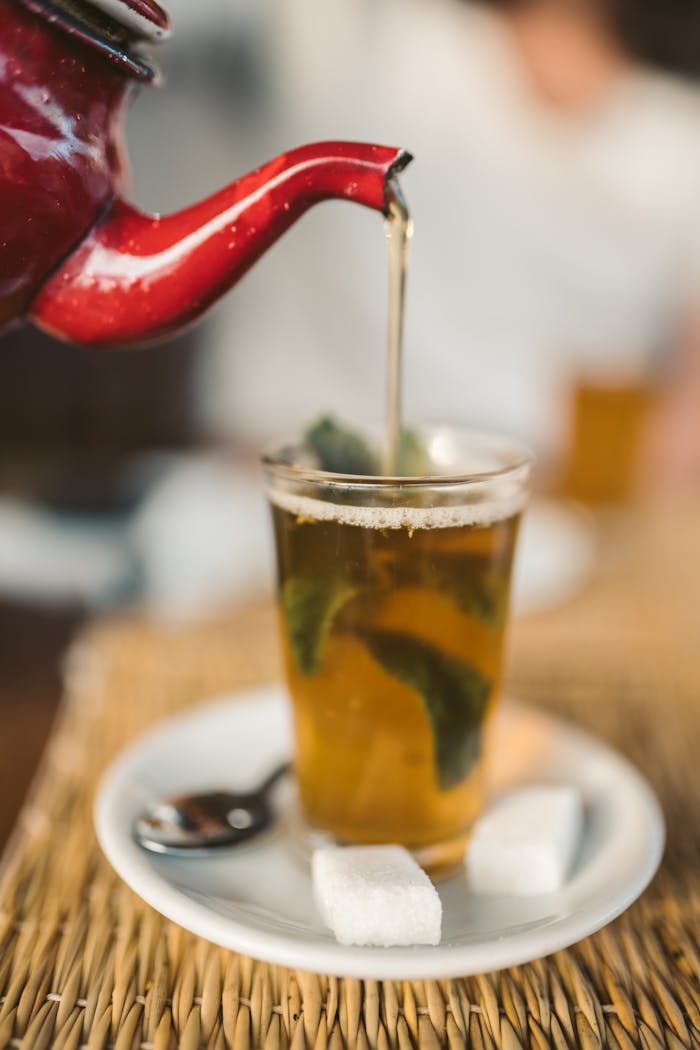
3,0,700,842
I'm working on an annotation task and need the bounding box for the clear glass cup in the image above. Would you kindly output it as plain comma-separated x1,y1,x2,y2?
263,424,533,871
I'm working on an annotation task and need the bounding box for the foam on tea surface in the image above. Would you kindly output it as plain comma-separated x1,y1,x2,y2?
268,487,527,531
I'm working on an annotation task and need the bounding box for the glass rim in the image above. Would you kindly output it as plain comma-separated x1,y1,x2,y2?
262,424,535,490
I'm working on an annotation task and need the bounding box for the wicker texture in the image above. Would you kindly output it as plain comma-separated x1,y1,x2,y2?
0,502,698,1049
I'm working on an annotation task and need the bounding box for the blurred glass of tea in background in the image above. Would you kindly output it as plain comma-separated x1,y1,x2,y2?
562,371,656,505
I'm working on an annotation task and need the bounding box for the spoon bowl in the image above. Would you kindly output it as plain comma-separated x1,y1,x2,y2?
134,762,290,855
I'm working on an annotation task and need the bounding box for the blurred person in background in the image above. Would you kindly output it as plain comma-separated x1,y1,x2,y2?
183,0,700,499
4,0,700,617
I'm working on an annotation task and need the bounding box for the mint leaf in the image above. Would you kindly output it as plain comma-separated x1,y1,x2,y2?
305,417,379,475
303,417,432,477
435,559,510,629
396,426,431,476
281,575,356,675
359,629,492,789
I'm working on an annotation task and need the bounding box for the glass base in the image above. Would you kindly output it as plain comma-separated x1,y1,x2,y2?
284,801,470,881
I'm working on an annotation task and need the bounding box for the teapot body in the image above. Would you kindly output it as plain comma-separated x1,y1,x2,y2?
0,1,409,348
0,0,129,329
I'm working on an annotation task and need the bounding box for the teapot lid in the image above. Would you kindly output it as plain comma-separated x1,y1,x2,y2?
88,0,170,41
18,0,171,81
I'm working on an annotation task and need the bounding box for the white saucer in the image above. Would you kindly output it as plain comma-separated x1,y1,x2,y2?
95,686,664,980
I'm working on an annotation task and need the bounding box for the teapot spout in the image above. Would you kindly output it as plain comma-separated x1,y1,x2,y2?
29,141,411,347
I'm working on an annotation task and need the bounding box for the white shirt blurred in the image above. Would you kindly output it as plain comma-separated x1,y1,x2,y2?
188,0,700,463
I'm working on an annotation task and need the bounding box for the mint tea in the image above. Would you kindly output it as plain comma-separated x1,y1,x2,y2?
264,426,531,868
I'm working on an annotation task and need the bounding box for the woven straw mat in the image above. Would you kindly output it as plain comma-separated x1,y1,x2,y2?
0,503,698,1050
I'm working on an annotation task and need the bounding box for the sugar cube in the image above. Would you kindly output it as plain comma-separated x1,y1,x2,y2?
465,785,583,896
312,845,442,946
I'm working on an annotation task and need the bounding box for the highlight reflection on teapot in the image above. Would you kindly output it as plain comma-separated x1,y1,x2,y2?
0,0,411,347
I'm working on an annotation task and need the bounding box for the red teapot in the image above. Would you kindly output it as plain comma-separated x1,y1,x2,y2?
0,0,410,346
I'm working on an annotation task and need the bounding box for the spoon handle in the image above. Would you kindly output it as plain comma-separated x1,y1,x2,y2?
260,762,292,794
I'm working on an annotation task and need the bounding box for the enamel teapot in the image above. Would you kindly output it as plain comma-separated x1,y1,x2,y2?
0,0,410,346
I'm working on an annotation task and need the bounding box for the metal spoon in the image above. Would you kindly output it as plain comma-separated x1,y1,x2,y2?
134,762,290,855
